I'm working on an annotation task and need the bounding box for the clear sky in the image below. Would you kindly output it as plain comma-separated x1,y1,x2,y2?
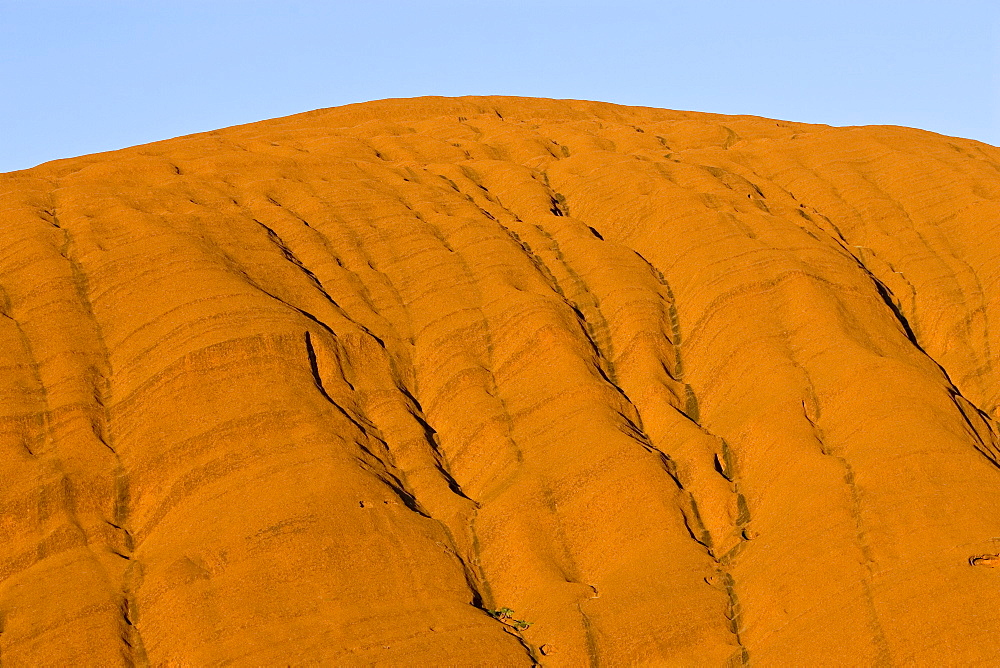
1,1,997,173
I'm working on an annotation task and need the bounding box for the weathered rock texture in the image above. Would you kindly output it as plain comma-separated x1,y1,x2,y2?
1,96,1000,666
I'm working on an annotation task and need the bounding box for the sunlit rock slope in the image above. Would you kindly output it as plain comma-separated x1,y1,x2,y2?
1,96,1000,666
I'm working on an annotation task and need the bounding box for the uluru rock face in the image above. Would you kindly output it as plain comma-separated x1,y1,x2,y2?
1,96,999,665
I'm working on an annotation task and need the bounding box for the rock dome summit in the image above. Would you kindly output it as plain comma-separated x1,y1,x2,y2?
1,96,999,665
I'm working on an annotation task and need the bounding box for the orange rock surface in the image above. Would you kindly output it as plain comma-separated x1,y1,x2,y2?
1,96,999,665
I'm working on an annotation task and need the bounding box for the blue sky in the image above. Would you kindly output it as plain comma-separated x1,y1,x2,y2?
1,1,997,173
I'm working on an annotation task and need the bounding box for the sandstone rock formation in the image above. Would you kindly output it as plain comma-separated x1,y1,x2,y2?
1,96,999,665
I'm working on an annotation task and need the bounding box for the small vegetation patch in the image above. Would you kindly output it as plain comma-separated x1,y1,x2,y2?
488,607,532,630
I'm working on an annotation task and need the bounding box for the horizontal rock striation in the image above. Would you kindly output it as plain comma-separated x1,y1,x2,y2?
1,96,999,665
